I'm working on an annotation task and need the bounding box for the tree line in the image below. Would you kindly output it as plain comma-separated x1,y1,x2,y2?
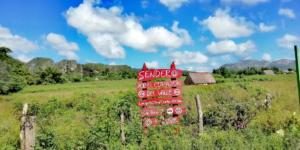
212,66,293,78
0,47,137,94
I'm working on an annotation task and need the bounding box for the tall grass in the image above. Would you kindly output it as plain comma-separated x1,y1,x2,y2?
0,74,299,149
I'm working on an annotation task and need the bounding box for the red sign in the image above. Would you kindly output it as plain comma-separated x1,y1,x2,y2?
136,80,182,89
137,62,186,129
137,98,183,106
140,108,162,117
162,117,180,125
166,106,187,115
140,106,187,117
137,88,182,99
143,118,159,127
138,69,182,81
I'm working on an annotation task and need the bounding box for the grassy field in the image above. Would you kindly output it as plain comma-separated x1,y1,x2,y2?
0,74,299,149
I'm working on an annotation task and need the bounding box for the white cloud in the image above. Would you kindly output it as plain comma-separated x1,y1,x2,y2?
46,33,79,60
145,61,159,68
207,40,256,55
109,61,117,65
278,8,296,19
0,25,38,53
185,65,211,72
221,54,232,61
277,34,299,49
65,0,191,59
207,40,237,54
259,23,276,32
15,54,32,63
262,53,271,61
166,50,208,65
159,0,189,11
221,0,269,5
201,9,254,39
171,21,192,45
186,66,193,71
243,56,252,60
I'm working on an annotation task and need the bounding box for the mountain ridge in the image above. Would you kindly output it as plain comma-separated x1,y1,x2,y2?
221,59,295,70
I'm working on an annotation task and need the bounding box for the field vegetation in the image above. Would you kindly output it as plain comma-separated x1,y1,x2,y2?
0,73,299,149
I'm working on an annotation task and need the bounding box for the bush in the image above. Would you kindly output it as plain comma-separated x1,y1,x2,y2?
36,67,65,84
204,90,256,130
0,47,29,94
36,128,56,149
0,76,26,95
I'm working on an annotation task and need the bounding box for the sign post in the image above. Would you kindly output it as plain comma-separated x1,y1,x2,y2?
136,62,186,128
294,45,300,105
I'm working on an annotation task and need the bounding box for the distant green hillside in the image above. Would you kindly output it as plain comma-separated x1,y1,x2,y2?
26,57,137,79
27,57,55,72
0,47,138,94
221,59,295,71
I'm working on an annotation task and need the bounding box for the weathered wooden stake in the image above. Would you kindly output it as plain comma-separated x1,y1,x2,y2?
195,95,203,134
120,111,126,144
20,103,35,150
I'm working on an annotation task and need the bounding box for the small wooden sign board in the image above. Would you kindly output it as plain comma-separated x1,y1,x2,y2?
136,62,187,128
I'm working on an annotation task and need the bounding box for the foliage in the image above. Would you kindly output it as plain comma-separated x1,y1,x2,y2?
0,46,12,59
0,66,299,149
213,66,283,78
0,47,139,95
82,63,137,80
36,67,65,85
0,47,29,94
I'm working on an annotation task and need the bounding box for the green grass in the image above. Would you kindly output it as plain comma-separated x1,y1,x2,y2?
0,74,299,149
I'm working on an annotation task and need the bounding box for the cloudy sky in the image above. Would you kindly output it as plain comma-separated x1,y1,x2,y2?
0,0,299,71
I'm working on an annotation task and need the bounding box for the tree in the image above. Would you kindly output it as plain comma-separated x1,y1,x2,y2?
0,47,12,59
0,47,29,94
271,67,281,74
37,67,65,84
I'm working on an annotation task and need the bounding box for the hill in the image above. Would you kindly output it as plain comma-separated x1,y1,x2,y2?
27,57,55,72
0,46,138,95
26,57,137,78
222,59,295,70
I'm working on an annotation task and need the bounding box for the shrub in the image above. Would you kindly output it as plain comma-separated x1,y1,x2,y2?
36,128,56,149
36,67,65,84
0,77,26,95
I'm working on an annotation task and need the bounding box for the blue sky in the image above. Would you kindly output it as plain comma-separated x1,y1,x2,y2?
0,0,299,71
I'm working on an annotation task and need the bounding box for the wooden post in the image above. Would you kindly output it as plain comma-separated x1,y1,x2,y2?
20,103,35,150
171,61,180,134
294,45,300,105
195,95,203,134
141,63,148,133
120,111,126,144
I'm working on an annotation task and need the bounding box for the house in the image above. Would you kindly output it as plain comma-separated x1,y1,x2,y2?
184,72,216,85
263,70,275,75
